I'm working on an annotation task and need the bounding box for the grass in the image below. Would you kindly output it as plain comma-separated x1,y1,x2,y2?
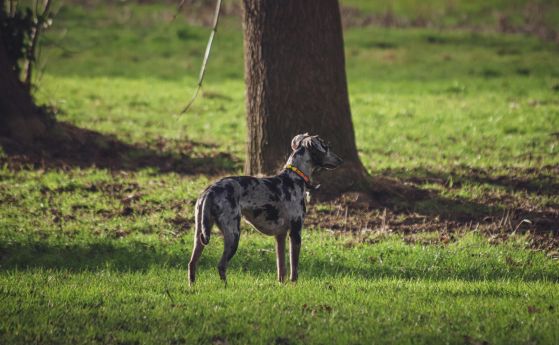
341,0,559,34
2,232,559,344
1,1,559,344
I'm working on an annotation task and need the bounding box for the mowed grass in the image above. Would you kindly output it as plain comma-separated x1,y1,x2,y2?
36,5,559,171
2,232,559,344
342,0,559,33
1,1,559,344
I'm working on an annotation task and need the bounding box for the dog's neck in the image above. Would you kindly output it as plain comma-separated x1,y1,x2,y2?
285,148,315,182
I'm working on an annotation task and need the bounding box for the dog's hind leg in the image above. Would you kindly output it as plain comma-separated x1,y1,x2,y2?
216,213,241,286
188,194,213,286
188,235,205,286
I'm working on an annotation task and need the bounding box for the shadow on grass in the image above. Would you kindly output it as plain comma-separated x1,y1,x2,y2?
0,122,240,175
353,169,559,233
382,166,559,198
1,122,556,236
1,239,558,283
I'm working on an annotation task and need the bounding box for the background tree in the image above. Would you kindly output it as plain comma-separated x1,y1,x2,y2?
0,41,46,144
241,0,370,198
0,0,52,144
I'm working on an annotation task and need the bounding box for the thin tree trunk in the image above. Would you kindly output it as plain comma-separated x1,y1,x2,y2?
0,41,46,144
242,0,369,197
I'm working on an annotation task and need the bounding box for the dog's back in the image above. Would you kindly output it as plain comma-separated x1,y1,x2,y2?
197,174,305,241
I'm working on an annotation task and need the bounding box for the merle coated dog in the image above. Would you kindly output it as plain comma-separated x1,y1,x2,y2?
188,133,343,285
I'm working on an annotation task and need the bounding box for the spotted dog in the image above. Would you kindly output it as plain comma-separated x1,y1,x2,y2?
188,133,343,285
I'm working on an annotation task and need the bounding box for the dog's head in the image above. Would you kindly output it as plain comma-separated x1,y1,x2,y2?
291,133,343,170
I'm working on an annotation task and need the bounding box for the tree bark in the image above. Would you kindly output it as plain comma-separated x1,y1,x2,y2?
242,0,369,198
0,39,46,144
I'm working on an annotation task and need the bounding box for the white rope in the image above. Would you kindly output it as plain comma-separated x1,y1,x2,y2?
179,0,223,115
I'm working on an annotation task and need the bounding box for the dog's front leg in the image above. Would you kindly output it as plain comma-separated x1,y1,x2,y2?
275,234,286,282
289,220,302,282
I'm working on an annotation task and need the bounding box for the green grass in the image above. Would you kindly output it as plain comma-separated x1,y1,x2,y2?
2,232,559,344
37,5,559,171
1,1,559,344
341,0,559,33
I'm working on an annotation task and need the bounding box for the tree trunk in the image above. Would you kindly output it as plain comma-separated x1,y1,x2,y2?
0,40,46,144
242,0,369,198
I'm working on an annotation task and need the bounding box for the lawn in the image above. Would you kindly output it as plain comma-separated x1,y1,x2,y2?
1,1,558,344
1,233,558,344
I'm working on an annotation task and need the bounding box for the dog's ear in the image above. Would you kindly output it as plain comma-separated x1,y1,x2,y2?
309,135,327,153
291,133,309,151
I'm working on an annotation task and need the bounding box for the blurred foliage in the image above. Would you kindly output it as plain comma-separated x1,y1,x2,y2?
0,1,34,76
0,0,54,85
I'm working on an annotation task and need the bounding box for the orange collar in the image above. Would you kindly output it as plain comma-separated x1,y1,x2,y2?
285,164,310,183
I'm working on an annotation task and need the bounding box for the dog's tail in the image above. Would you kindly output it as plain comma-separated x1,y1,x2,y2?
195,190,214,246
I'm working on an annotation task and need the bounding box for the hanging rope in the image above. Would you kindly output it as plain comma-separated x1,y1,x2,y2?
179,0,223,114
